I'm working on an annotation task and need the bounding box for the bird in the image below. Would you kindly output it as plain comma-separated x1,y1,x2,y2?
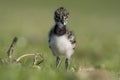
48,7,76,70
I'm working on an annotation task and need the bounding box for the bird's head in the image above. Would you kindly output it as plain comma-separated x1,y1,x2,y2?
54,7,69,25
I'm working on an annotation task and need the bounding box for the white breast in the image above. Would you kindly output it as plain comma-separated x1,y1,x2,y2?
49,35,74,57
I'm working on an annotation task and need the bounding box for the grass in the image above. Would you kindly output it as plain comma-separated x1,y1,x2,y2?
0,0,120,80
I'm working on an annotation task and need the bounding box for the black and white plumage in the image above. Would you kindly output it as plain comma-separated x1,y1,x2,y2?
48,7,76,70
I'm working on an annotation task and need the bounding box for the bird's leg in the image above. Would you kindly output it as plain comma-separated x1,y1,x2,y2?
65,58,70,70
56,56,61,68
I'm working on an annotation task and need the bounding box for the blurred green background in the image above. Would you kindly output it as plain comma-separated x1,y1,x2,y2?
0,0,120,80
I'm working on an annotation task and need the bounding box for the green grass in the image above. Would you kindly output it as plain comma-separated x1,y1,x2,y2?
0,0,120,80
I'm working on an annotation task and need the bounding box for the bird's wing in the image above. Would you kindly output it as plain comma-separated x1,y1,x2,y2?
66,30,76,49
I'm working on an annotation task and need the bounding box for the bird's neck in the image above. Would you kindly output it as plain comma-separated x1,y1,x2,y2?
54,23,66,36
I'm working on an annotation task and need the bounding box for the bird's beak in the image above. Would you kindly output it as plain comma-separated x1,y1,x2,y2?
61,20,67,25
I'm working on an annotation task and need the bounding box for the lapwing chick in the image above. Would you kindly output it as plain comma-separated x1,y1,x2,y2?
48,7,76,70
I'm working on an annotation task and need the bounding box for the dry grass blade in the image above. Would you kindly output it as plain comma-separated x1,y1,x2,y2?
15,53,44,66
15,54,35,63
33,53,44,65
7,37,18,61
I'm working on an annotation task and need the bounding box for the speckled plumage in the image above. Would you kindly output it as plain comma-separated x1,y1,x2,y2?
48,7,76,70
